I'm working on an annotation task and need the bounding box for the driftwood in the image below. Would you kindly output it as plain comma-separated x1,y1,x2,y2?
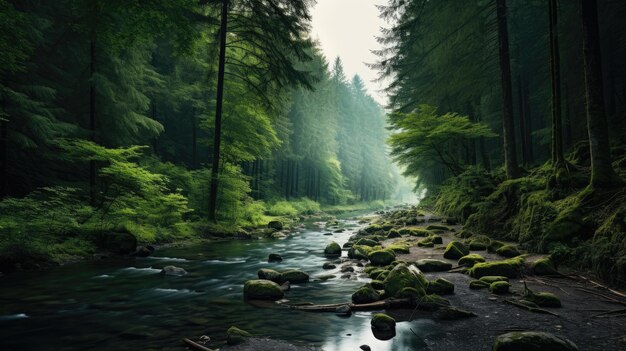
182,338,216,351
503,299,560,317
285,298,413,312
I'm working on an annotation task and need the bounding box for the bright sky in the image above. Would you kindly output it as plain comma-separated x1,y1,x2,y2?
311,0,389,106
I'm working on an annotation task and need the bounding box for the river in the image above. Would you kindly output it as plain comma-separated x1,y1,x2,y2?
0,214,440,351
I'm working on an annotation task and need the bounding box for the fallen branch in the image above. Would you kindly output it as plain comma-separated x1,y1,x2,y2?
285,298,413,312
503,299,560,317
182,338,216,351
576,275,626,300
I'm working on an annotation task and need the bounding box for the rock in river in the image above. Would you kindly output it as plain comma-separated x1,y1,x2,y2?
268,253,283,262
493,331,578,351
257,268,281,283
227,326,251,346
371,313,396,332
243,279,284,300
324,242,342,256
160,265,187,276
280,269,309,283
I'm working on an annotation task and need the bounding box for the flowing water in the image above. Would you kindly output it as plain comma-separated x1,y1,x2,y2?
0,215,441,351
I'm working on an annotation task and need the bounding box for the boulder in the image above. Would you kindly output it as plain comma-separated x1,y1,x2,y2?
368,250,396,266
383,263,428,297
352,286,381,304
370,280,385,290
348,245,374,260
257,268,281,282
469,257,524,278
417,238,434,248
268,253,283,262
371,313,396,332
469,280,490,289
227,326,251,346
493,331,578,351
468,241,488,251
415,259,452,272
281,269,309,283
417,294,451,311
387,229,401,238
524,291,561,308
443,241,470,259
479,276,509,284
354,238,378,247
430,235,443,244
267,220,284,231
489,281,511,294
531,257,558,275
458,254,486,267
496,245,521,258
322,262,336,269
243,279,284,300
426,278,455,295
160,265,187,276
324,242,342,256
385,243,411,254
488,240,505,253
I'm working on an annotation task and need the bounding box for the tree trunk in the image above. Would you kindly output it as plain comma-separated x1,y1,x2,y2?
89,37,97,206
0,100,7,198
191,111,197,169
496,0,520,179
549,0,565,166
523,83,534,164
581,0,619,187
517,77,529,166
208,0,228,221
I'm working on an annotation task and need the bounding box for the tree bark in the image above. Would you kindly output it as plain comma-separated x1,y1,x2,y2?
0,100,7,198
549,0,565,166
208,0,228,221
517,78,529,166
496,0,520,179
89,37,97,206
191,111,197,169
581,0,619,187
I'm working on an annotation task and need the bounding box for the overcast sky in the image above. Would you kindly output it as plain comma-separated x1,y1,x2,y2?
310,0,389,106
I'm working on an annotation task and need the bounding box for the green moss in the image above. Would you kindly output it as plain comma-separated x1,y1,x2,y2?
387,229,401,238
368,250,396,266
493,331,578,351
488,240,505,253
397,287,422,299
370,280,385,290
371,313,396,331
426,277,454,295
354,238,378,247
363,224,383,233
417,293,451,311
385,243,411,254
368,268,388,280
348,245,374,259
479,276,509,284
469,257,524,278
430,235,443,244
531,257,558,275
496,244,521,258
280,269,309,283
426,224,450,231
489,281,511,294
227,326,251,346
443,241,470,259
458,253,486,267
257,268,281,282
400,228,432,237
469,280,490,289
417,238,435,247
383,263,428,297
524,291,561,308
415,258,452,272
243,279,284,300
352,286,381,304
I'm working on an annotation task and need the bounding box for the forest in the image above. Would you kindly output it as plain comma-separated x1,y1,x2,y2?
0,0,625,351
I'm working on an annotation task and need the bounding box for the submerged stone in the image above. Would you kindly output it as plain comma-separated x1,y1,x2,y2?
268,253,283,262
493,331,578,351
160,265,187,276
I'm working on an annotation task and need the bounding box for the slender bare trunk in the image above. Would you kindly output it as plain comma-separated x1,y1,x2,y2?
549,0,564,166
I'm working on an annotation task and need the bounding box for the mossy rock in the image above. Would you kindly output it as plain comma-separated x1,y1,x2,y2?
430,235,443,244
496,245,521,258
354,238,378,247
479,276,509,284
524,291,561,308
381,223,394,231
364,224,383,233
488,240,505,253
426,224,450,231
469,280,490,289
368,268,388,280
385,243,411,254
468,241,488,251
243,280,284,300
280,269,309,283
257,268,281,283
417,294,451,311
458,254,486,267
443,241,470,259
371,313,396,332
227,326,251,346
406,228,432,237
363,266,377,274
352,286,381,304
426,277,454,295
348,245,374,260
267,220,283,231
493,331,578,351
324,242,342,256
383,263,429,297
369,250,396,266
387,230,401,239
417,238,434,248
489,281,511,294
397,287,423,299
415,259,452,272
469,257,524,278
531,257,558,275
370,280,385,290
